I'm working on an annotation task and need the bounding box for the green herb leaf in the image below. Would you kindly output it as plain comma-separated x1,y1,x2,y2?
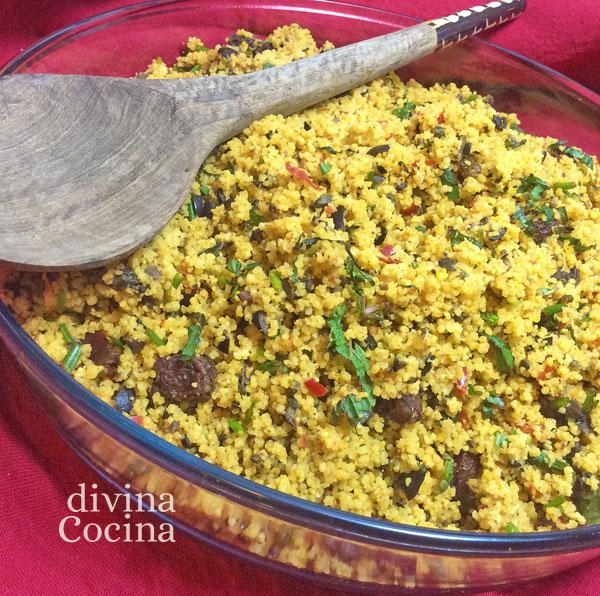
269,270,283,292
517,174,549,200
564,146,594,168
200,241,226,256
558,235,594,254
228,419,244,434
438,458,454,494
243,400,256,426
392,101,416,120
415,225,427,232
187,201,196,220
110,336,125,349
448,227,483,249
247,208,263,229
552,396,570,410
511,206,532,232
485,334,515,374
172,273,184,289
327,304,351,359
441,168,460,202
463,92,477,104
504,522,520,533
227,258,242,276
319,162,331,175
553,181,576,191
290,263,300,284
59,323,75,345
319,146,338,154
583,389,598,414
63,343,82,373
546,496,566,508
574,484,600,524
351,342,373,399
332,394,374,426
344,256,373,284
200,184,210,196
480,312,499,327
494,431,509,448
145,327,166,346
181,324,201,361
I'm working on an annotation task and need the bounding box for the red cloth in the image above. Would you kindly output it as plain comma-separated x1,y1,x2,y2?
1,1,599,594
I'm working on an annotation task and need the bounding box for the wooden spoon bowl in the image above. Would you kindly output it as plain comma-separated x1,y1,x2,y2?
0,0,525,270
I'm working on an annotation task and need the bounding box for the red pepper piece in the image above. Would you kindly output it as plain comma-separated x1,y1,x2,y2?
454,367,468,397
425,159,437,166
437,112,446,123
538,365,556,380
130,415,143,426
379,244,396,257
285,162,322,190
304,378,327,397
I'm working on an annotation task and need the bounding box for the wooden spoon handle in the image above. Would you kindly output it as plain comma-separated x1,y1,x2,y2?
175,2,527,138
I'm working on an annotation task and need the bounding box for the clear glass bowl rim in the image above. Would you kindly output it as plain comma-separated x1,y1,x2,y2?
2,0,600,557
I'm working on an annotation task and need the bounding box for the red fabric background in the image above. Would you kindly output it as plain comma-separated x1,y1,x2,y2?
1,1,599,594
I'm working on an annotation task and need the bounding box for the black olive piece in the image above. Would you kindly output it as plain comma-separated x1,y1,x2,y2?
218,432,227,445
191,194,215,219
311,194,332,209
370,174,385,185
283,393,300,427
250,454,263,465
304,274,315,293
438,257,457,272
376,165,387,175
364,333,377,350
114,387,135,414
252,310,269,334
217,336,230,354
394,468,426,501
238,363,251,396
488,227,507,241
250,229,264,242
169,420,180,432
395,182,407,192
216,189,232,207
281,278,295,302
367,144,390,156
391,355,406,372
181,435,193,448
552,266,580,285
374,226,387,246
254,40,274,53
332,206,346,230
218,46,239,58
421,353,435,376
227,33,254,46
303,121,311,131
111,267,147,294
433,125,445,138
519,359,530,370
458,137,472,159
531,218,557,245
565,400,592,434
492,115,507,130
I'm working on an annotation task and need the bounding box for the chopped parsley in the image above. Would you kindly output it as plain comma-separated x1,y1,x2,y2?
438,458,454,494
228,419,244,434
246,207,263,230
319,162,331,175
494,431,509,448
553,181,576,191
181,324,202,361
332,394,373,426
583,389,598,414
63,344,82,373
546,496,566,508
484,334,515,374
392,101,416,120
549,140,594,168
480,312,499,327
172,272,184,289
269,270,283,292
441,168,459,201
503,522,520,533
517,174,549,200
145,327,166,346
482,394,504,418
448,227,483,249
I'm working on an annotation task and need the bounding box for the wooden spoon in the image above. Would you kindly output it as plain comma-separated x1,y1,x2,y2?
0,0,525,270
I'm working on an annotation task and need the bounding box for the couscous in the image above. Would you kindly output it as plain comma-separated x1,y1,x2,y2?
2,25,600,532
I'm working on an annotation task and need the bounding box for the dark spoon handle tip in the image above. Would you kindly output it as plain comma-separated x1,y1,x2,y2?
428,0,527,49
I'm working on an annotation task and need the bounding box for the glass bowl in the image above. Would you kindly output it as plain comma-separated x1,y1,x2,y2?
1,0,600,591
